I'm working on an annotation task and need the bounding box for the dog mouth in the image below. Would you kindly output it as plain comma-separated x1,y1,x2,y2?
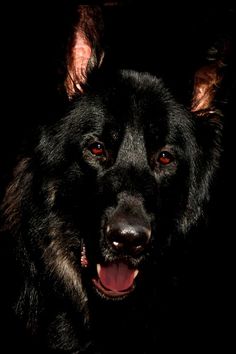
80,240,140,298
92,262,139,298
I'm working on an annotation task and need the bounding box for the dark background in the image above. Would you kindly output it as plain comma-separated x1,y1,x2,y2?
0,0,235,351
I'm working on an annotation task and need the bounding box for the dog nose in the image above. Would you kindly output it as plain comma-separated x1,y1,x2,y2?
105,219,151,255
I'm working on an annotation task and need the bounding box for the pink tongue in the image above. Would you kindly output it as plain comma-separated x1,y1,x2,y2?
98,263,136,292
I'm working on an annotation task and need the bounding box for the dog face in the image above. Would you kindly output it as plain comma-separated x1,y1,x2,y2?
47,70,194,299
59,71,198,297
55,70,201,300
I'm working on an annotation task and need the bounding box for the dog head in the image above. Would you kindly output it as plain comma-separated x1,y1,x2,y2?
3,67,224,305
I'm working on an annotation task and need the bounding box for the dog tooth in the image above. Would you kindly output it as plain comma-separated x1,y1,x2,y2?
97,264,101,276
134,270,139,279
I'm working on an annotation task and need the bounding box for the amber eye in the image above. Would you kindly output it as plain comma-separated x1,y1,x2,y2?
89,142,106,157
157,151,173,165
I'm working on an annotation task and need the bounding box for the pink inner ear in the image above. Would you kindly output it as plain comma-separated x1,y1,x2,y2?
65,29,92,98
191,64,222,112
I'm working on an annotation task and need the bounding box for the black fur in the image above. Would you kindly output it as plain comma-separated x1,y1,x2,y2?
1,69,222,353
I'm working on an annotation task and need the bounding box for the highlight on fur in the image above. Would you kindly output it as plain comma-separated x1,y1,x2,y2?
64,5,105,97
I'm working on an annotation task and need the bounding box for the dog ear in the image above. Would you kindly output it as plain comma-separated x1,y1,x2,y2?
64,5,104,99
191,40,229,115
179,40,231,233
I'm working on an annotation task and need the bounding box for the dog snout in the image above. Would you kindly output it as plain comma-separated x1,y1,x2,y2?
105,216,151,255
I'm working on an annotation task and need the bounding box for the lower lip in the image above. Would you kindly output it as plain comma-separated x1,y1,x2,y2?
92,278,135,298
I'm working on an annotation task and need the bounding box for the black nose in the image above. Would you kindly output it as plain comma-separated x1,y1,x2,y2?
105,217,151,255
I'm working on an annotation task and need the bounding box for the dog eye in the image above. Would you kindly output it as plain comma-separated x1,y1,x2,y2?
157,151,174,165
89,142,106,157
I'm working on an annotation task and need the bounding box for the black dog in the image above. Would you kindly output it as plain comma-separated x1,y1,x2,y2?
0,5,227,354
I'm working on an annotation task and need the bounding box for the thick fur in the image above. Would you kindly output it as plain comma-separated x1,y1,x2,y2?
1,69,222,353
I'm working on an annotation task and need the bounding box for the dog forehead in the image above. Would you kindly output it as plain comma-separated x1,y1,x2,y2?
70,70,187,140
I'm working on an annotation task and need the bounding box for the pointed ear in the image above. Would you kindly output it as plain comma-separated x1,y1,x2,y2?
64,5,104,99
191,41,228,114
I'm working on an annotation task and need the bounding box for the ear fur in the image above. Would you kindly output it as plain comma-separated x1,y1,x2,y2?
191,39,229,115
178,40,230,234
64,5,104,98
